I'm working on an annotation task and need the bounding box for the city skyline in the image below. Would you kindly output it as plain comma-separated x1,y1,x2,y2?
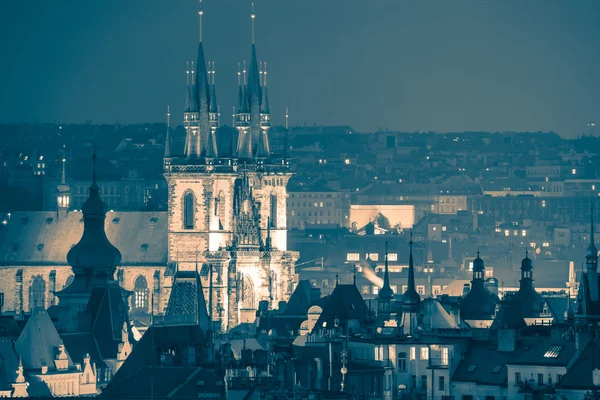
1,0,599,135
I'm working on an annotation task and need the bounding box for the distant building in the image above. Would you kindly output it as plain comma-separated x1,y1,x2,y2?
287,181,350,229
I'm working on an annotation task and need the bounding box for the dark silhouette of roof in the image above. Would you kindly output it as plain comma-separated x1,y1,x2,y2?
162,271,210,331
313,284,370,332
556,339,600,390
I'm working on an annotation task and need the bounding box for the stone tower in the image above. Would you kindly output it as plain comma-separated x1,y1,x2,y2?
163,2,297,332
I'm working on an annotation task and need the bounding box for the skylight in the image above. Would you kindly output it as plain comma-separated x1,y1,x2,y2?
467,365,477,372
492,366,502,373
544,345,563,358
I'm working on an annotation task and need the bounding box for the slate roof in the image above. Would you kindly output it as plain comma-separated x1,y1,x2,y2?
556,339,600,390
103,366,224,399
107,324,208,392
162,271,210,331
60,332,108,369
15,308,74,370
508,338,576,366
284,280,321,315
0,211,167,265
313,285,370,332
87,283,130,360
452,337,545,386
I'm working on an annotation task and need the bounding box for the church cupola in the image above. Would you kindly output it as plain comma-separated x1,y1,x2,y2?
56,145,70,218
459,250,499,324
66,150,122,284
513,251,548,320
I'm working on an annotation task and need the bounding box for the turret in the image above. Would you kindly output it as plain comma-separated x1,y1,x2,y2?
163,105,172,170
513,251,547,319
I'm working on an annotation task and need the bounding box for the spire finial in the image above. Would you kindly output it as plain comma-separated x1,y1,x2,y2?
259,61,263,86
285,107,289,130
211,61,215,85
238,62,241,86
525,247,528,259
186,61,190,85
167,105,171,129
251,2,256,44
191,61,195,84
61,145,67,185
198,0,204,43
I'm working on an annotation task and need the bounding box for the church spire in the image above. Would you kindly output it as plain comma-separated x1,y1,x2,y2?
164,105,171,159
586,201,598,301
403,233,419,305
379,242,394,299
57,145,70,216
66,149,122,284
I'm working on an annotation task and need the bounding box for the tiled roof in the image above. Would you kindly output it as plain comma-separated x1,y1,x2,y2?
313,284,370,332
0,211,167,265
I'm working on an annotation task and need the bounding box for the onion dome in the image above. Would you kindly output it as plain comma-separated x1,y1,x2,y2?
66,150,121,280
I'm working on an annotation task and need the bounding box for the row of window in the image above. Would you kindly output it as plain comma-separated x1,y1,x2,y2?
363,285,433,296
291,210,340,217
289,193,337,198
347,253,399,262
289,201,337,208
514,372,563,386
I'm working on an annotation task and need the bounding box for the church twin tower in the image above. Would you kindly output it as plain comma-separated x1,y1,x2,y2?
163,2,297,331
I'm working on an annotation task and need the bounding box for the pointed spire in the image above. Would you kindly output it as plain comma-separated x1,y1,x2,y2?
403,232,420,306
236,63,243,113
185,61,192,112
209,62,218,114
61,145,67,185
284,107,289,159
379,241,394,299
260,61,270,114
198,0,203,42
251,2,256,44
164,105,171,159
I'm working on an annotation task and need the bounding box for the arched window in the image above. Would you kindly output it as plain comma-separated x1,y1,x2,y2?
29,275,46,310
184,191,195,229
215,191,225,230
269,194,277,227
134,275,149,311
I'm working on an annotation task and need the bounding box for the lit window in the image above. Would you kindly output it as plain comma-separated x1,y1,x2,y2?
134,275,149,310
345,159,350,165
390,285,398,293
522,230,527,237
388,253,398,261
504,230,510,237
432,226,437,231
542,200,546,208
442,226,447,231
441,347,449,365
362,285,369,294
572,169,577,175
420,347,429,360
347,253,359,261
410,347,416,360
373,286,379,295
417,286,425,295
543,242,550,247
544,345,563,358
368,253,379,261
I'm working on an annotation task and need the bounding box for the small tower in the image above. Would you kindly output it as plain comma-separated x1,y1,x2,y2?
56,145,70,218
377,242,395,324
401,235,420,335
163,105,172,170
514,251,549,322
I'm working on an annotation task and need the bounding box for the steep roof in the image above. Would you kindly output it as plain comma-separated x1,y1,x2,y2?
0,211,167,265
15,308,74,370
162,271,210,331
313,284,370,332
103,367,224,399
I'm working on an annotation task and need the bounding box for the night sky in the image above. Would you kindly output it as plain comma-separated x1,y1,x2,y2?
1,0,599,135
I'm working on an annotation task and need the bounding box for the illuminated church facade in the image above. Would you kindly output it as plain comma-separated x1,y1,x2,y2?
0,3,297,333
